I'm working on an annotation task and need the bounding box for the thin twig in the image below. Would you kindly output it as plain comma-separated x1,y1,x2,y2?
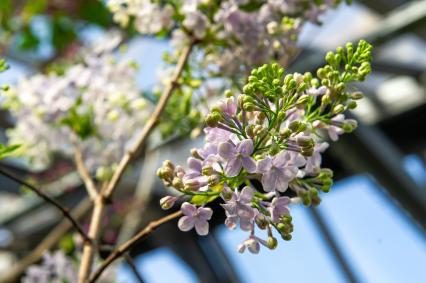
88,210,182,283
77,42,195,283
0,167,91,244
124,254,145,283
74,148,98,200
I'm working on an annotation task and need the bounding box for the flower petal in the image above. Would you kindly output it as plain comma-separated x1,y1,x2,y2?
261,170,278,192
257,157,272,173
198,207,213,220
187,157,202,172
225,157,242,177
218,142,236,159
273,151,290,168
275,174,289,192
178,216,195,232
237,139,253,156
181,202,196,216
239,186,254,203
225,216,238,230
194,219,209,236
242,156,256,173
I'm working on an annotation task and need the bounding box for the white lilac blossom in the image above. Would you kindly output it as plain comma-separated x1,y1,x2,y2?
157,40,372,253
106,0,345,76
1,36,150,175
22,251,76,283
22,250,116,283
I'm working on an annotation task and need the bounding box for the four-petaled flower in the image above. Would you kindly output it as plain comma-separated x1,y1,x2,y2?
268,197,290,223
221,186,256,231
257,151,306,192
219,139,256,176
178,202,213,236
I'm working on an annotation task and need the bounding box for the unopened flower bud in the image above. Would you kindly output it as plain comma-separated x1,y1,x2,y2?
255,214,269,230
202,165,214,176
350,91,364,100
206,112,221,127
224,89,233,97
346,101,357,109
184,179,200,191
332,104,345,115
296,94,310,106
279,128,292,139
267,236,278,250
160,196,177,210
191,148,203,160
277,111,286,122
172,177,184,189
208,175,221,186
342,119,358,132
243,102,256,111
282,233,292,241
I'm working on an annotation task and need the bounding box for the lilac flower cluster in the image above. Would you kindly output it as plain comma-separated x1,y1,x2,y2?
158,40,372,253
106,0,344,76
22,250,116,283
22,251,77,283
1,36,150,177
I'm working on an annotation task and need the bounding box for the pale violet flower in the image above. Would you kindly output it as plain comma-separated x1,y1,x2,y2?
178,202,213,235
257,151,306,192
268,197,290,222
219,139,256,176
221,186,256,231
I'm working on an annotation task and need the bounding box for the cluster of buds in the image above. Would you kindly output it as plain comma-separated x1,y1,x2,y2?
158,40,372,253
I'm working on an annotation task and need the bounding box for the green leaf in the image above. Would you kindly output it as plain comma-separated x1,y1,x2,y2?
59,97,97,140
0,58,9,72
0,144,21,160
191,194,219,206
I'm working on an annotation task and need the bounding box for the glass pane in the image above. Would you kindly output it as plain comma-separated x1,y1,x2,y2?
318,175,426,283
117,247,198,283
216,206,349,283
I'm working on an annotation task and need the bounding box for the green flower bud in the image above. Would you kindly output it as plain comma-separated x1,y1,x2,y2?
282,233,292,241
279,128,292,139
277,111,286,122
325,51,335,65
202,165,214,176
350,91,364,100
243,102,256,111
255,214,269,230
208,175,221,186
205,112,221,127
317,68,327,79
347,101,357,109
224,89,233,97
332,104,345,115
267,236,278,250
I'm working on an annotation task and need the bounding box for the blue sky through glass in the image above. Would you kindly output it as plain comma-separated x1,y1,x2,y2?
117,247,198,283
318,175,426,283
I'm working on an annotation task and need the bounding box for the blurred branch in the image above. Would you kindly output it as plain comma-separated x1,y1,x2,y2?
77,41,196,283
88,210,183,283
0,166,90,243
1,197,92,283
74,148,98,200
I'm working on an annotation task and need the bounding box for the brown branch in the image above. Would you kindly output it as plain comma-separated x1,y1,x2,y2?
88,210,182,283
102,42,195,200
0,197,92,283
77,41,195,283
124,254,145,283
74,148,98,200
0,166,91,244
